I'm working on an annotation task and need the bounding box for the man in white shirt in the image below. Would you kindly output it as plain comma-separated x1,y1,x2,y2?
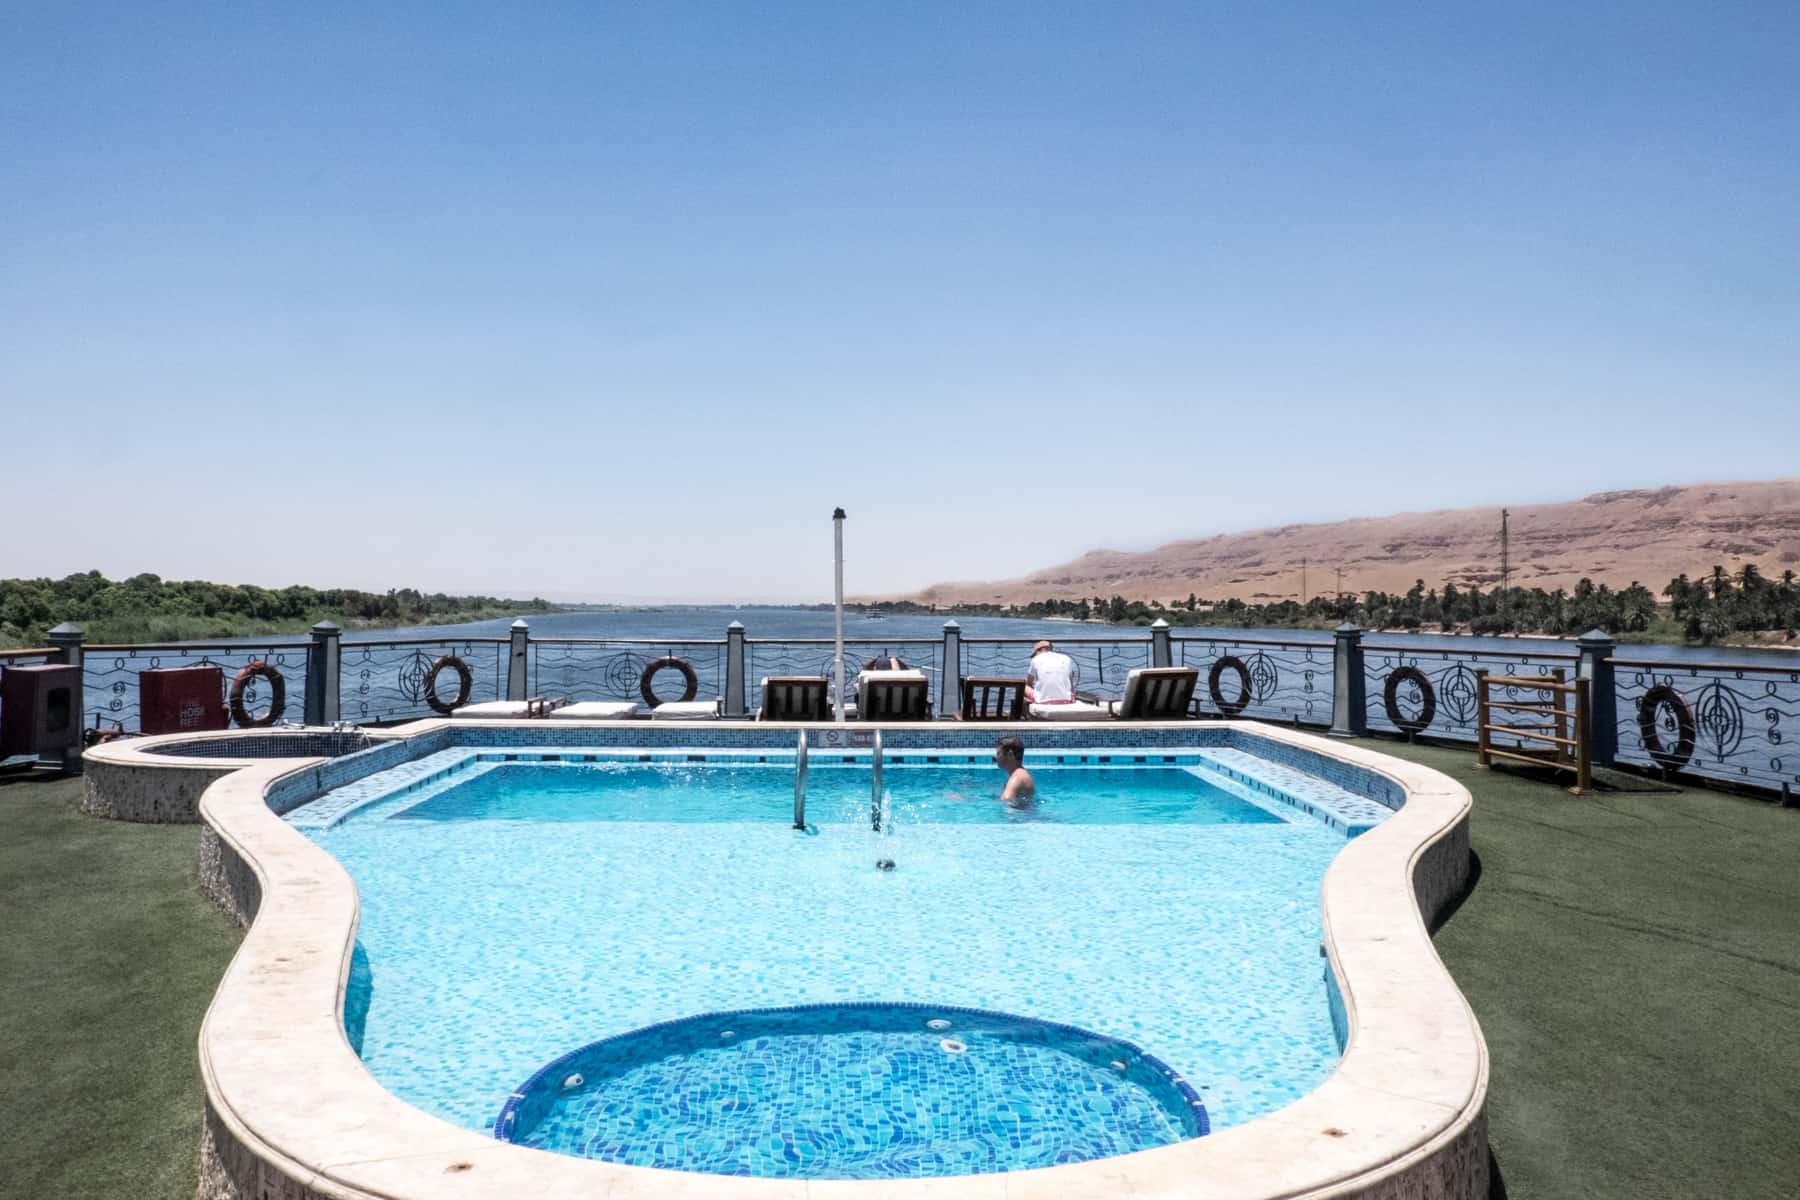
1025,640,1077,704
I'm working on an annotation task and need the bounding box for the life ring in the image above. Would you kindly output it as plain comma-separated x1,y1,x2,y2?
229,662,286,728
1637,684,1695,771
424,655,473,714
1208,657,1252,716
640,656,699,707
1383,666,1436,733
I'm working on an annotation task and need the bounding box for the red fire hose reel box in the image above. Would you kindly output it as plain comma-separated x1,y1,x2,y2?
140,665,229,734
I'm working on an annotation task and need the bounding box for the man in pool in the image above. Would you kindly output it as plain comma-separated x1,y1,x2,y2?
994,735,1035,806
948,736,1034,806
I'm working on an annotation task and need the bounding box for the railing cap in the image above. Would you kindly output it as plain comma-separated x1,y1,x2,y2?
311,620,341,635
727,621,745,632
1576,628,1615,646
48,622,84,638
1150,618,1170,630
511,618,530,630
942,620,960,632
1334,622,1362,636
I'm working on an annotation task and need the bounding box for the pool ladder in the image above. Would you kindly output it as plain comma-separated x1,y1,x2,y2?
792,730,884,832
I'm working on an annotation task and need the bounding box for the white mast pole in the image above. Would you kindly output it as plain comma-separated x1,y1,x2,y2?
833,507,846,724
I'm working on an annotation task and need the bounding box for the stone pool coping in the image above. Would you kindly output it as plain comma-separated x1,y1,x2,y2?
132,718,1487,1199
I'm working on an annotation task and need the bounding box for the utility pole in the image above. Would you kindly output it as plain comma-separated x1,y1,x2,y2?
1499,507,1511,633
1335,566,1344,602
1301,557,1307,606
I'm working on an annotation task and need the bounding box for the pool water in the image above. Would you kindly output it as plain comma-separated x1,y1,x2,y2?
496,1003,1206,1177
391,762,1286,825
303,757,1358,1177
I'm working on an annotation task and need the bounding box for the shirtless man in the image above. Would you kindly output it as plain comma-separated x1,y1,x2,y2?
994,735,1035,806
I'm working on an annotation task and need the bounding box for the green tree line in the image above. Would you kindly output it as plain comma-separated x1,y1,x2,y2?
0,571,554,647
872,564,1800,645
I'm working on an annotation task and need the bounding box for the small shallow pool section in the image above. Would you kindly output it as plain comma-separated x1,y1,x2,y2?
297,745,1390,1179
496,1002,1205,1178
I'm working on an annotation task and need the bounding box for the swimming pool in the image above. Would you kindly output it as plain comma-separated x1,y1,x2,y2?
295,748,1384,1178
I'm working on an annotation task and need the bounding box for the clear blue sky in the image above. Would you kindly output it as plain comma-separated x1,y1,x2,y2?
3,2,1796,601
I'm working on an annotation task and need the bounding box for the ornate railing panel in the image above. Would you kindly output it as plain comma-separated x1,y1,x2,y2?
746,640,944,691
530,640,727,706
1363,644,1579,745
84,642,311,733
0,648,57,744
1176,637,1330,724
1613,659,1800,792
959,638,1152,703
344,638,506,723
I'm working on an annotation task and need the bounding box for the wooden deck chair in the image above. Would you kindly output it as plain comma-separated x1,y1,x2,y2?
960,677,1027,720
1111,667,1200,719
757,676,831,721
855,669,932,721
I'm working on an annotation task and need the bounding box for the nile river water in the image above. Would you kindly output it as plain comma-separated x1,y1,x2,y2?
354,606,1795,669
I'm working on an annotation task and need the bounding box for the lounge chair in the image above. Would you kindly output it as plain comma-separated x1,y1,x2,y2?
547,701,641,720
960,677,1026,720
855,669,931,721
649,699,722,720
1028,697,1114,721
450,698,562,719
757,676,831,721
1112,667,1200,719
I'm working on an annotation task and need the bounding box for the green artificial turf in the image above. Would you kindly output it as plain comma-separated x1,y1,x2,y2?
1,747,1795,1198
1377,740,1800,1199
0,771,241,1199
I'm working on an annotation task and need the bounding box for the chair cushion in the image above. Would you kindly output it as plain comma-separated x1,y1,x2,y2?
650,700,721,720
548,701,641,720
1029,701,1114,721
450,701,533,719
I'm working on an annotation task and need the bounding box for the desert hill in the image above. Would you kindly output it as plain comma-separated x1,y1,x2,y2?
893,479,1800,607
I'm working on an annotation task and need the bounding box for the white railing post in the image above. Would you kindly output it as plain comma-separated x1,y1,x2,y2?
941,621,962,718
305,621,341,725
725,621,747,717
507,619,529,701
1329,623,1367,738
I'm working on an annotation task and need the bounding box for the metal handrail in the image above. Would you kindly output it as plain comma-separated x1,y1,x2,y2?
871,729,884,832
745,637,941,646
0,646,57,659
530,637,728,647
341,636,509,647
1364,642,1578,658
85,641,314,653
1607,655,1800,673
1171,634,1334,650
965,635,1157,644
793,731,808,830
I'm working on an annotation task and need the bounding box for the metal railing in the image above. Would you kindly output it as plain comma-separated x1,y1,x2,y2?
343,637,507,724
83,641,311,733
1175,636,1329,724
1362,642,1579,744
15,615,1799,799
1611,656,1800,792
530,639,727,707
